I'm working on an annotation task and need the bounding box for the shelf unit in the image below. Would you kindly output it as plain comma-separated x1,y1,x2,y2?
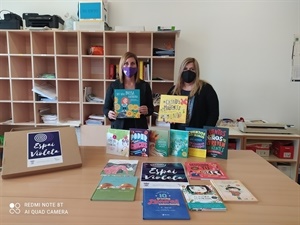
228,127,300,181
0,30,179,127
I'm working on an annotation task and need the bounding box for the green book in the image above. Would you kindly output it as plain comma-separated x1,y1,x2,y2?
114,89,140,118
91,176,138,201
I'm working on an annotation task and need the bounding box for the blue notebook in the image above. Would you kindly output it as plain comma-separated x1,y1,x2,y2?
143,188,190,220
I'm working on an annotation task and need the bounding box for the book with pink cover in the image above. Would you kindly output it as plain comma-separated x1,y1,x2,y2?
185,162,228,180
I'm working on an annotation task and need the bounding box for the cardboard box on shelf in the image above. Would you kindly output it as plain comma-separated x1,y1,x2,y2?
246,142,271,157
276,163,292,178
272,141,294,159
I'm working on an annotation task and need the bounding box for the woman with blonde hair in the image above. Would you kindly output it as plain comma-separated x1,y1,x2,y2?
167,57,219,130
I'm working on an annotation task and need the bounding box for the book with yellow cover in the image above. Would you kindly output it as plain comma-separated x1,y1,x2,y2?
157,95,188,124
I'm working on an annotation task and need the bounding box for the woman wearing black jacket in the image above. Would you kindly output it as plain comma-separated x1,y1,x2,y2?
167,57,219,130
103,52,154,130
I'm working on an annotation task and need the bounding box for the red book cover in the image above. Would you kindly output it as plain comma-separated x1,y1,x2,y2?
184,162,228,180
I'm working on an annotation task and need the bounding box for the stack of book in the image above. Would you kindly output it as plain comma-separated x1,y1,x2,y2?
85,114,105,125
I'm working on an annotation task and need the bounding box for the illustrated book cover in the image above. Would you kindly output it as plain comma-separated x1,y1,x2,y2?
100,159,138,176
149,128,169,157
106,128,130,157
129,128,150,157
140,162,189,189
185,127,207,158
157,94,188,124
91,176,138,201
181,184,227,211
143,188,190,220
204,126,229,159
184,162,229,180
170,129,189,158
210,180,258,202
114,89,140,119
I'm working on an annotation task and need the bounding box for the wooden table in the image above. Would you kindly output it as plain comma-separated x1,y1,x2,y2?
1,147,299,225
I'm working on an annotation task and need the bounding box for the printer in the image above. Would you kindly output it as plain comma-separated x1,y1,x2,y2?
22,13,64,29
238,120,295,134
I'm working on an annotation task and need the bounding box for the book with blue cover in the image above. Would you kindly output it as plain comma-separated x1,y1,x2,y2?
170,129,189,158
143,188,190,220
204,126,229,159
129,128,150,157
185,127,207,158
114,89,140,119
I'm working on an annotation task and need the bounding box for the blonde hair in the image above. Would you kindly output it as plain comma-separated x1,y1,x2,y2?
118,52,141,83
171,57,204,97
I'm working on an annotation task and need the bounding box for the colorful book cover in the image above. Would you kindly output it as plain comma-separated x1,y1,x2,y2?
170,129,189,158
100,159,138,176
106,128,130,157
114,89,140,119
204,126,229,159
143,188,190,220
149,128,169,157
210,180,258,202
184,162,228,180
181,184,226,211
91,176,138,201
157,94,188,124
140,162,189,189
129,128,149,157
185,127,207,158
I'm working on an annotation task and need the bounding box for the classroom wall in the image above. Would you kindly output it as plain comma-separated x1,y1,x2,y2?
1,0,299,129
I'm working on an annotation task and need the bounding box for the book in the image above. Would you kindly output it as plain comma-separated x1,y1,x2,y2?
181,184,226,211
204,126,229,159
210,180,258,202
185,127,207,158
106,128,130,157
143,188,190,220
184,162,228,180
149,128,169,157
129,128,150,157
140,162,189,189
114,89,140,119
91,176,138,201
100,159,138,176
157,94,188,124
169,129,189,158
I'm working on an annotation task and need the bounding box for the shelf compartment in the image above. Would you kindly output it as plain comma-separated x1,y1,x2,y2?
10,56,32,78
80,32,104,55
32,31,55,54
57,80,79,102
0,103,12,123
152,58,175,81
105,57,120,79
82,81,105,102
12,103,34,123
58,103,80,123
153,32,177,56
151,82,173,95
104,32,127,56
33,56,55,78
129,33,152,56
0,31,8,53
11,80,34,101
8,31,31,54
56,56,79,79
55,31,79,55
82,57,104,79
0,56,9,77
82,104,104,124
0,80,11,100
35,102,58,124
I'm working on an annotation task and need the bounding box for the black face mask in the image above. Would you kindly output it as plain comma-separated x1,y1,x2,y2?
181,70,196,83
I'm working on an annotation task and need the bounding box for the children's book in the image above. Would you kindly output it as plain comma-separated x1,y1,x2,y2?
204,126,229,159
143,188,190,220
157,94,188,124
210,180,258,202
91,176,138,201
184,162,228,180
181,184,227,211
100,159,138,176
106,128,130,157
129,128,149,157
149,128,169,157
114,89,140,119
170,129,189,158
140,162,189,189
185,127,207,158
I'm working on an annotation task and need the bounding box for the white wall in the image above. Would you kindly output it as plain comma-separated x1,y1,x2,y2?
1,0,299,129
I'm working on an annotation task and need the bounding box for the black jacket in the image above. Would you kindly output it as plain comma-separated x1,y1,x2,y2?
103,79,154,129
167,82,219,129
